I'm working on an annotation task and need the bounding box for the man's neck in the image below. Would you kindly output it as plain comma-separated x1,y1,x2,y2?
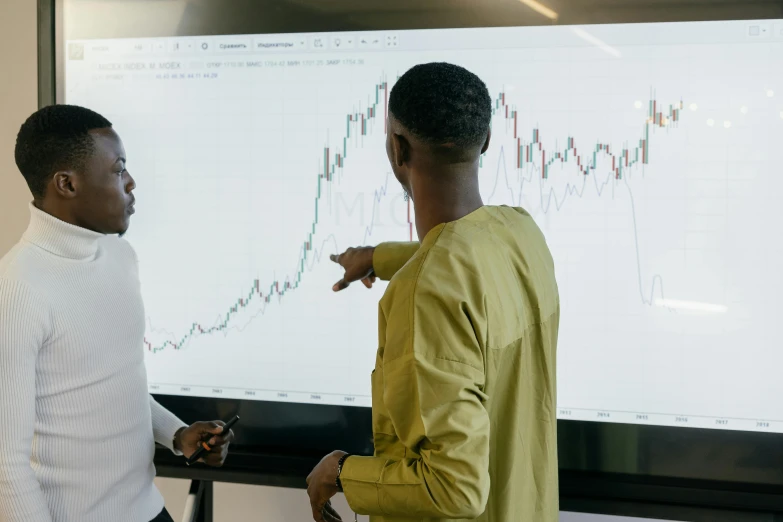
411,166,484,242
34,198,79,228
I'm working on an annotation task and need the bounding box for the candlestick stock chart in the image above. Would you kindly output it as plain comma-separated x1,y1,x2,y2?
65,22,783,430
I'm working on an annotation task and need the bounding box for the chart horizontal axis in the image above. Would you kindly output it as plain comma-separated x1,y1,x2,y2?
558,407,780,432
149,382,371,406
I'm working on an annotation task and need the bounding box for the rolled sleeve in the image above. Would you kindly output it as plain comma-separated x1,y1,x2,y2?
340,456,385,514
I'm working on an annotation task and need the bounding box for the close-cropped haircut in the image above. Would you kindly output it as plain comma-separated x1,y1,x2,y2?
388,62,492,156
15,104,112,198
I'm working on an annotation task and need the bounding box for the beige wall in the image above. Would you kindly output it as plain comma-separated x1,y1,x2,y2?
0,0,37,256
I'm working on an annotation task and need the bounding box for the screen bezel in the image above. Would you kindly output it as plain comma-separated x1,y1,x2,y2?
41,0,783,514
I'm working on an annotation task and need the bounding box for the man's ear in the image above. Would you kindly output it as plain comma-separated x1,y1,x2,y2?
391,133,410,167
51,171,78,199
481,129,491,155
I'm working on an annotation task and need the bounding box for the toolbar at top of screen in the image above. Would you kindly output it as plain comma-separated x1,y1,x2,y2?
155,34,397,53
68,33,402,58
66,19,783,61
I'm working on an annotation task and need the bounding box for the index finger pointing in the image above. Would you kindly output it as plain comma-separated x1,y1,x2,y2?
329,254,339,263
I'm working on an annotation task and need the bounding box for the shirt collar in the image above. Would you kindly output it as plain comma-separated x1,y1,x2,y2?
22,203,104,260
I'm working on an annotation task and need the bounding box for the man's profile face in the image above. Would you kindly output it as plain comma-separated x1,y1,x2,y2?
72,128,136,235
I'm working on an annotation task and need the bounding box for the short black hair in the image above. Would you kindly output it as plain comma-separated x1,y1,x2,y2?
388,62,492,153
15,104,112,198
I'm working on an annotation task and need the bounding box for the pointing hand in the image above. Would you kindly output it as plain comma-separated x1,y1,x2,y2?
330,247,376,292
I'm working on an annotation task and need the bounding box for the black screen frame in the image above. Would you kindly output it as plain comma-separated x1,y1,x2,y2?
39,0,783,517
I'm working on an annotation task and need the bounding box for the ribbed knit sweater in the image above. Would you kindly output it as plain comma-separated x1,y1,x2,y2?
0,204,187,522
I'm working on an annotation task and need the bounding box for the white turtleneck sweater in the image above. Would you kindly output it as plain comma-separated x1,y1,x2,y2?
0,204,187,522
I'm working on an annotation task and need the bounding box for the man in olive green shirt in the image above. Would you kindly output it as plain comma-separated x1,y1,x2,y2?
306,62,560,522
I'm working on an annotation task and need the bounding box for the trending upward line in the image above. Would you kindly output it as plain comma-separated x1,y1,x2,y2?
144,80,682,353
144,76,400,353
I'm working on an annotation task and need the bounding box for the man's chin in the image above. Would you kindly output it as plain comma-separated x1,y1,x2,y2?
117,221,130,238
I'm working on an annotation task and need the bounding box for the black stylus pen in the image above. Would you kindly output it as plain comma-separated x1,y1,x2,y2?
185,415,240,466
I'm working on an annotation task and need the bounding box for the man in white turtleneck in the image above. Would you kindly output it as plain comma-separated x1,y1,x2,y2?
0,105,235,522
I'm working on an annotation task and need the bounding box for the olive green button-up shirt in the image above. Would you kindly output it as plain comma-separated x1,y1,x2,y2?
340,205,560,522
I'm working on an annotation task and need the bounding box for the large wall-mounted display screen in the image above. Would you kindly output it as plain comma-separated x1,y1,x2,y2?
63,18,783,433
51,4,783,505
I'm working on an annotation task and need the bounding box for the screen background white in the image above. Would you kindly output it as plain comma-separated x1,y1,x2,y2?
65,20,783,432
